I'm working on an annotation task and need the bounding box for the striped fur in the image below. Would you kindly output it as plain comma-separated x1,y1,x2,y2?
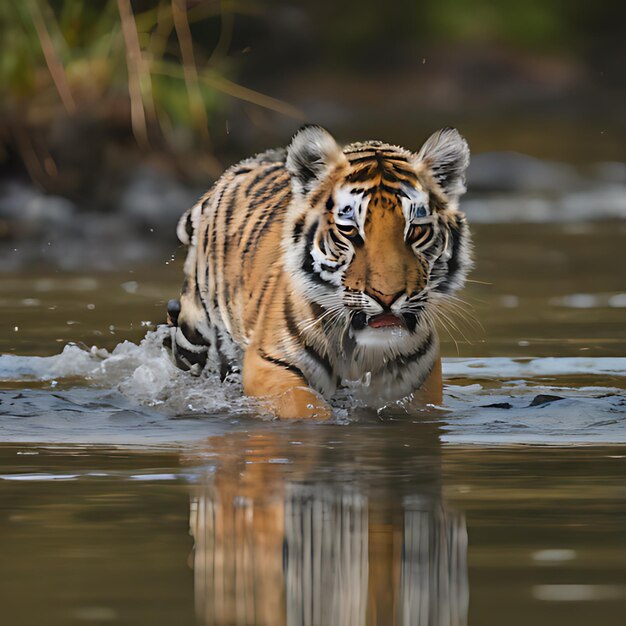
169,127,472,418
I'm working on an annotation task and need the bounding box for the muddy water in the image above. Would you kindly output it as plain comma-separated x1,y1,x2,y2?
0,222,625,625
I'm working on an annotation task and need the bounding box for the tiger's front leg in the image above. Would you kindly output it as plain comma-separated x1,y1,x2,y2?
243,347,332,420
404,356,444,408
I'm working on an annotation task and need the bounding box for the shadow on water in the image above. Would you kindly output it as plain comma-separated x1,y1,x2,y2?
184,419,468,626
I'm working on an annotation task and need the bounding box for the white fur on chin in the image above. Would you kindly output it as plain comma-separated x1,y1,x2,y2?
351,325,411,348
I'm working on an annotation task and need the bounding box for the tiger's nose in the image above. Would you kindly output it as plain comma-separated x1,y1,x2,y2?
365,289,405,310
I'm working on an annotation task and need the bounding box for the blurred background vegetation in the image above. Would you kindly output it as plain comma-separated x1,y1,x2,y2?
0,0,624,265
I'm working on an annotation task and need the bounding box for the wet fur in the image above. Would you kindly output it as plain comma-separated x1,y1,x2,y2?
169,127,472,418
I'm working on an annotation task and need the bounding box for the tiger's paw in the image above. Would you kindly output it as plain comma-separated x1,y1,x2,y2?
263,386,332,421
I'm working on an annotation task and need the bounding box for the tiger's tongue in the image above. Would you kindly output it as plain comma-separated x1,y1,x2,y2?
368,313,404,329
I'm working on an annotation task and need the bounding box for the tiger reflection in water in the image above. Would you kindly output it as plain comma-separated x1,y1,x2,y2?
185,425,468,626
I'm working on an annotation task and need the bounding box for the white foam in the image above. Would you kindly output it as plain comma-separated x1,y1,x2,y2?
0,337,625,445
0,345,102,381
0,327,251,417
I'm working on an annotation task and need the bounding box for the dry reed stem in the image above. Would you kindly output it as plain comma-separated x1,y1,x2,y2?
171,0,210,146
117,0,156,150
25,0,76,114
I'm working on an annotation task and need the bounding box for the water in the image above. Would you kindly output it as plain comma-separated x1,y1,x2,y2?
0,222,625,624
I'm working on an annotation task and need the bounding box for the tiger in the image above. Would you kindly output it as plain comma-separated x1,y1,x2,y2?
167,126,472,419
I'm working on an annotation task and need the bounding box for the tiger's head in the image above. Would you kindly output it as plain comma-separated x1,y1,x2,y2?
284,126,472,352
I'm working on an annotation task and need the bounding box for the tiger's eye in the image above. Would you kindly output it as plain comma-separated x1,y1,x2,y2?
413,204,428,218
338,205,354,218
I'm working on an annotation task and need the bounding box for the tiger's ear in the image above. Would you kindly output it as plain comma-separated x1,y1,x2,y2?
415,128,470,204
286,126,346,194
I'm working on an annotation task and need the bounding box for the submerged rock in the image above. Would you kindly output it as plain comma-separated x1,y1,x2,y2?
529,394,565,407
480,402,513,409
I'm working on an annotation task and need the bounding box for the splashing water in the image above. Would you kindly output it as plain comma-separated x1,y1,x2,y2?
0,325,624,445
0,327,250,413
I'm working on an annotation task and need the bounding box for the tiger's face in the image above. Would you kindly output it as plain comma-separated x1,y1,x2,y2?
285,126,472,351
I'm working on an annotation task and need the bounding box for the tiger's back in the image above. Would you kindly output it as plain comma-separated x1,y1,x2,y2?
173,148,294,377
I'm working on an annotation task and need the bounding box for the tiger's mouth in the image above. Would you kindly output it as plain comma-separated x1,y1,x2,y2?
350,312,418,332
367,313,405,329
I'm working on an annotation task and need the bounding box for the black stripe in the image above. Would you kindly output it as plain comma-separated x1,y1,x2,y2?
221,181,245,304
347,154,378,164
238,174,289,246
336,223,357,234
376,182,404,196
200,196,212,216
283,295,334,384
259,350,305,379
328,228,351,250
222,182,242,239
210,225,220,312
304,344,334,379
387,331,434,370
301,220,331,286
241,190,290,256
284,295,301,339
215,329,233,382
346,167,377,183
248,266,277,314
173,343,207,372
409,224,435,248
185,212,194,240
308,186,327,207
194,226,209,304
240,171,286,227
318,235,327,255
173,323,208,372
195,279,215,337
435,219,464,294
381,168,418,184
206,184,229,312
248,191,290,252
244,164,283,196
292,217,305,241
202,225,210,251
179,321,209,348
251,171,289,201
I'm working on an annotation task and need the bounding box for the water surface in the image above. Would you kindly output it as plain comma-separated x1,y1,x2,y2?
0,222,625,625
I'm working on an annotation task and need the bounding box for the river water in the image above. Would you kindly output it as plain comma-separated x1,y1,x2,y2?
0,221,625,625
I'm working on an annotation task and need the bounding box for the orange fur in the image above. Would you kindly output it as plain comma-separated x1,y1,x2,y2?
169,127,472,418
